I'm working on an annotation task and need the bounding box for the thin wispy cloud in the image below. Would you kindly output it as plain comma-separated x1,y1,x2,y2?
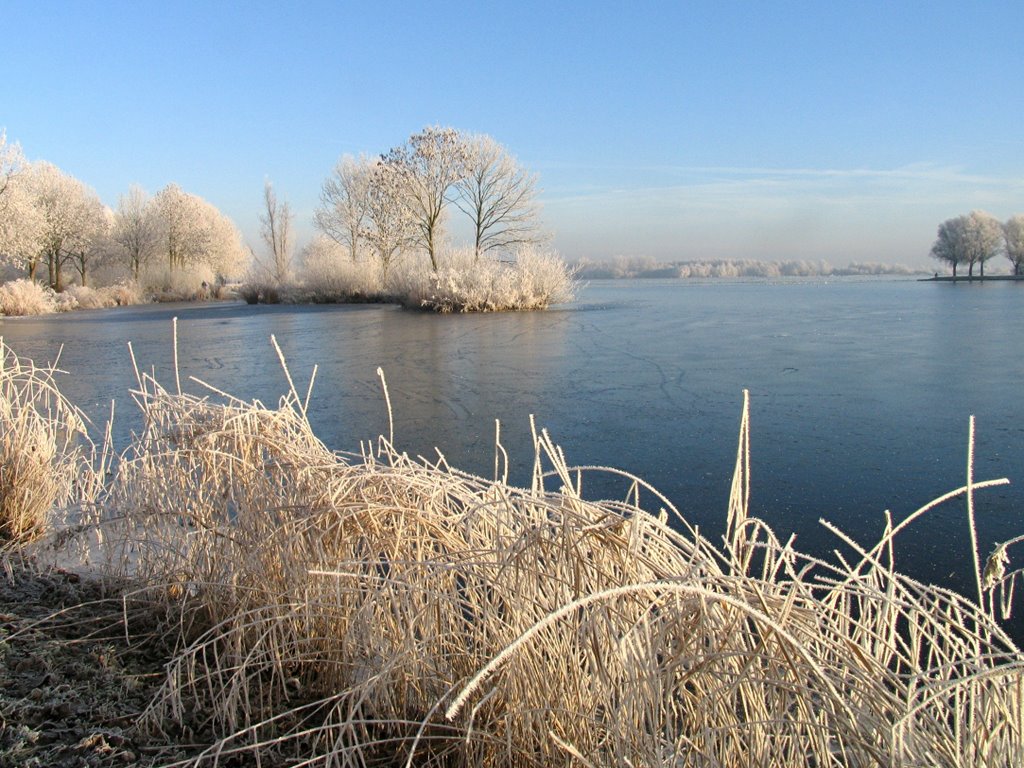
541,164,1023,264
543,164,1024,206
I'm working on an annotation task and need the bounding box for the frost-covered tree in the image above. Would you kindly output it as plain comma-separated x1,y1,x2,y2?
65,200,112,288
152,183,246,281
1004,215,1024,276
384,126,468,271
931,211,1005,278
963,210,1003,278
931,215,968,278
363,159,417,280
299,234,344,276
200,198,248,281
153,183,209,272
112,185,160,281
316,128,561,289
29,162,105,291
258,179,294,284
315,155,372,263
0,133,44,270
0,130,25,200
455,133,543,261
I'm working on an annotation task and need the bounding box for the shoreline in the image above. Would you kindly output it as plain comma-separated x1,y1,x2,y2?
919,274,1024,282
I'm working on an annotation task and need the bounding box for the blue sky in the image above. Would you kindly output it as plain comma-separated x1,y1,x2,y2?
2,0,1021,266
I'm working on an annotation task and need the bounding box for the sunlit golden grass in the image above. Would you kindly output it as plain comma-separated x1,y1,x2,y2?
0,338,99,545
7,332,1024,766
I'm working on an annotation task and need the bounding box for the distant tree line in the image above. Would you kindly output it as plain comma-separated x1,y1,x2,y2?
573,256,920,280
0,131,246,293
930,211,1024,278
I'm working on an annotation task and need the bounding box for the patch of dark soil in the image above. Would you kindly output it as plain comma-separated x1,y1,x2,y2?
0,555,208,767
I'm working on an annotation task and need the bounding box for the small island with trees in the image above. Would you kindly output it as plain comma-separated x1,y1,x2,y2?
927,210,1024,279
0,127,574,316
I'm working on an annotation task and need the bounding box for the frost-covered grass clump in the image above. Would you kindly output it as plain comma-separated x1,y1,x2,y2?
25,337,1014,768
0,279,69,316
393,246,576,312
141,264,221,302
64,282,147,309
0,279,149,316
0,340,97,544
241,244,576,312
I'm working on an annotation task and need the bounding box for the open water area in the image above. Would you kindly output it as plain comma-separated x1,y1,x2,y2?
2,276,1023,625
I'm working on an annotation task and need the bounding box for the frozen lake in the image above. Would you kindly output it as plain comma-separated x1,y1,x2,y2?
2,277,1022,608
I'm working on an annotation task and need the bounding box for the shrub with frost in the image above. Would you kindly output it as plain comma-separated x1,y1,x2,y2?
106,280,147,306
240,236,387,304
392,246,576,312
141,263,218,302
64,282,147,310
0,279,65,316
294,238,385,302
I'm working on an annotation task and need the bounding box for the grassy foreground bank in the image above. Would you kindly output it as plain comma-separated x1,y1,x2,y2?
2,336,1023,767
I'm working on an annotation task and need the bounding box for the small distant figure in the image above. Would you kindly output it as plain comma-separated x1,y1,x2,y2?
934,272,938,279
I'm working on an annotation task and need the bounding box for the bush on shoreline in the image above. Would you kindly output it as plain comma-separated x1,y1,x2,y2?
65,282,147,309
0,274,227,317
392,246,576,312
0,279,69,316
240,244,577,312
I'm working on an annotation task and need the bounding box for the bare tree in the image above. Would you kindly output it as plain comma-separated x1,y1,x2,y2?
315,155,372,263
259,179,293,284
384,126,467,271
455,133,543,261
112,185,159,281
1004,215,1024,276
